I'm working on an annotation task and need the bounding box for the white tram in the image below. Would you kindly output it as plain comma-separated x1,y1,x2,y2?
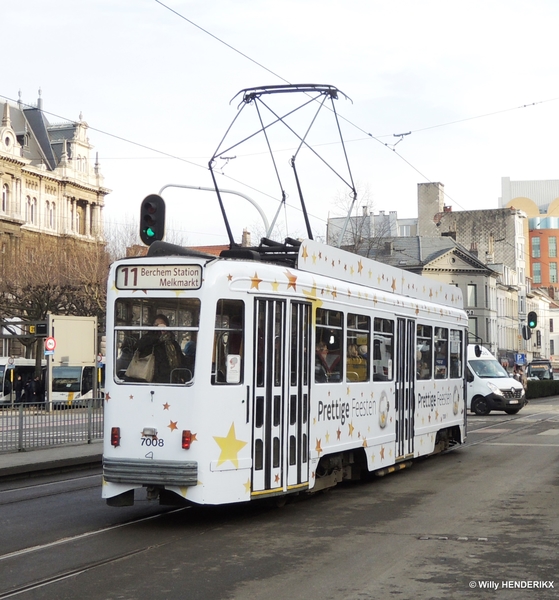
102,238,468,507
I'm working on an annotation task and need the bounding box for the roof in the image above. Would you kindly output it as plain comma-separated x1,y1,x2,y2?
358,236,494,273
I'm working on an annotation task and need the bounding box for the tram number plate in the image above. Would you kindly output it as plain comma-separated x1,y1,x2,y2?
141,437,165,447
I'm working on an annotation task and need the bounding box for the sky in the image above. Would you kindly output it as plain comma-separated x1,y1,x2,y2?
3,0,559,246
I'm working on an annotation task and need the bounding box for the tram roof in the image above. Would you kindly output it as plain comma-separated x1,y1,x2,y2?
146,238,464,310
296,239,464,310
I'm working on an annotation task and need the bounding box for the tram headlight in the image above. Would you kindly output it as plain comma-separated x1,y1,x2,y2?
111,426,121,447
486,382,504,397
182,430,192,449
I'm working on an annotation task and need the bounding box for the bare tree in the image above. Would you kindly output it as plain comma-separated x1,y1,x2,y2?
327,186,393,256
0,235,110,357
104,214,188,261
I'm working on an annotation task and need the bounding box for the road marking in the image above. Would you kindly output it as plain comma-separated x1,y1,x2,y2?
468,429,511,434
485,442,559,447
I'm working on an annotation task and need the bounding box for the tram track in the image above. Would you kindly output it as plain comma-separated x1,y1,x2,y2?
0,507,187,599
0,473,101,506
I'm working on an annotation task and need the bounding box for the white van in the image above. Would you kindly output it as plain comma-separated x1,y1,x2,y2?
466,344,526,415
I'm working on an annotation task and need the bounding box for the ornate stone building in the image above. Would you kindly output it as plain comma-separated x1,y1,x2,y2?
0,91,109,264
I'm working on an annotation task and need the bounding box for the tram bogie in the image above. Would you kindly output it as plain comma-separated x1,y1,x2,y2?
102,238,468,508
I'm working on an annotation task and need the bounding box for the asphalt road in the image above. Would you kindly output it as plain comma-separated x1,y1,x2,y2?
1,399,558,600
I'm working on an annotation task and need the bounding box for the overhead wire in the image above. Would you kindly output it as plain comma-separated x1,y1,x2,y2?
150,2,558,278
2,5,556,257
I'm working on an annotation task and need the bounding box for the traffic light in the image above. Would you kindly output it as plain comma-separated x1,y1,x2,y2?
140,194,166,245
527,311,538,329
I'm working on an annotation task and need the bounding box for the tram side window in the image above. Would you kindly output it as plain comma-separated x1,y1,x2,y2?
346,313,369,382
114,297,200,384
315,308,343,383
373,317,394,381
416,324,433,380
212,299,244,385
449,329,463,378
434,327,449,379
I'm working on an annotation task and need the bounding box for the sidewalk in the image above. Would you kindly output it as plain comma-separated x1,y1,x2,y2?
0,441,103,481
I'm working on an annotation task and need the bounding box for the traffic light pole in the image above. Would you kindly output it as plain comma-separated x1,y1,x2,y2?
158,184,271,238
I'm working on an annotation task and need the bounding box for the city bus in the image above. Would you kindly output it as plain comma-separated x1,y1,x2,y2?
102,238,468,507
0,357,44,406
51,363,105,406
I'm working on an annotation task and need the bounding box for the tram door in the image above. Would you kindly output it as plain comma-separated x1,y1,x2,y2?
252,299,311,494
395,317,415,459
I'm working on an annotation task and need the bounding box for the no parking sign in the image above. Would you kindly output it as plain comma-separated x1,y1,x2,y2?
44,337,56,355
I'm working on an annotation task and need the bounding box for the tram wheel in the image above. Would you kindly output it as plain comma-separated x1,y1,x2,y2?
471,397,491,416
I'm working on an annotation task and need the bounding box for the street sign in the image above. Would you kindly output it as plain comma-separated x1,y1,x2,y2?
45,337,56,351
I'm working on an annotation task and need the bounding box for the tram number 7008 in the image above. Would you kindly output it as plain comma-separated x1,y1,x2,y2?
141,438,165,447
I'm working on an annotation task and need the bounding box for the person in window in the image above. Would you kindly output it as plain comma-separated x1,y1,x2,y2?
136,314,186,383
182,336,196,377
315,341,330,382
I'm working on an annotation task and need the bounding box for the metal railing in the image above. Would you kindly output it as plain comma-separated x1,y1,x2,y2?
0,398,104,453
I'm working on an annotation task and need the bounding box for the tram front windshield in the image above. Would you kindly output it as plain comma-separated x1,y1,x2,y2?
114,297,200,385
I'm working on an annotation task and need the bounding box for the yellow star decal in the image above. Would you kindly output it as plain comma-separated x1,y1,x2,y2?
271,279,280,291
105,393,111,401
244,478,251,494
325,431,330,443
391,278,397,292
250,272,262,289
316,438,323,455
303,282,324,325
285,269,297,290
213,423,248,468
168,420,178,432
163,402,170,410
301,245,309,260
336,427,342,440
357,260,363,275
227,274,233,281
380,446,385,460
348,421,355,437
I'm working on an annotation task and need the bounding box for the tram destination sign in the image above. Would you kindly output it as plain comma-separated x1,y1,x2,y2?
116,264,202,290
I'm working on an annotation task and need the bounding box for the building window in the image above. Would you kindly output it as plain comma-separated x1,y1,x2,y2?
551,319,554,333
551,340,555,355
467,284,477,307
532,236,540,258
550,236,557,258
468,317,478,340
551,262,557,284
533,262,541,284
400,224,411,237
1,183,8,212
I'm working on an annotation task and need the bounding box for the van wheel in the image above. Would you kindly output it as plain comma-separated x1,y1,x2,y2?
504,408,521,415
471,397,491,416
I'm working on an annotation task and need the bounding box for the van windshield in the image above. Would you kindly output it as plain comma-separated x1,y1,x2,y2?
469,359,509,379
